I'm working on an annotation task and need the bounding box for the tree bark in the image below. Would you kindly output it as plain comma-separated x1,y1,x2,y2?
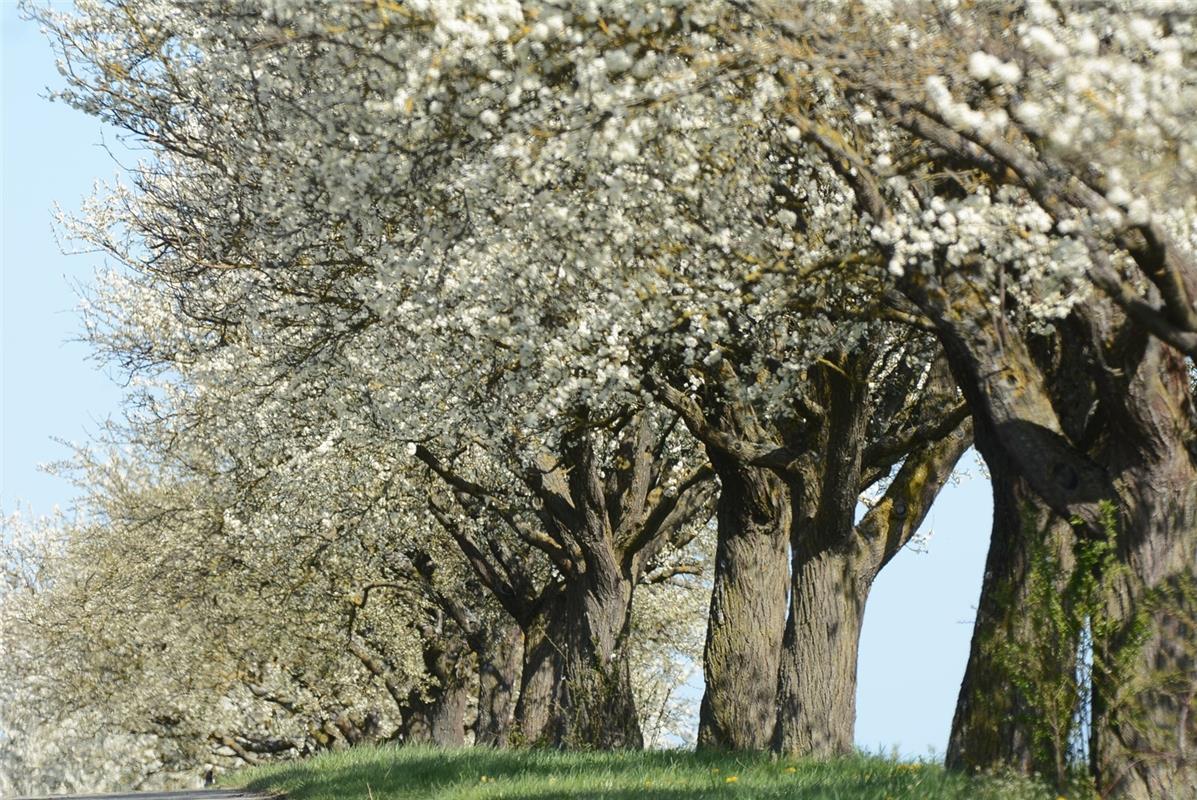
556,573,642,749
474,620,522,747
903,269,1197,797
402,636,471,747
647,369,792,751
946,431,1075,777
512,592,564,746
773,362,869,757
1089,341,1197,800
402,681,470,747
697,457,790,751
774,387,971,758
774,537,866,756
512,575,643,749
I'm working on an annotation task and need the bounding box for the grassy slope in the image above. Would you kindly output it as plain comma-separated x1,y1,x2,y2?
229,745,1061,800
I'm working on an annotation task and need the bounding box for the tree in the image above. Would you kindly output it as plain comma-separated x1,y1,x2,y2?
756,2,1197,794
651,333,972,753
414,417,715,748
0,452,436,792
31,0,977,758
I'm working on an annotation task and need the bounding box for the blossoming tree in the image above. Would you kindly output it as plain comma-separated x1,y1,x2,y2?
754,1,1197,795
26,0,984,762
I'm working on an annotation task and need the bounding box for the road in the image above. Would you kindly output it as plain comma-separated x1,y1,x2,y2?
11,790,274,800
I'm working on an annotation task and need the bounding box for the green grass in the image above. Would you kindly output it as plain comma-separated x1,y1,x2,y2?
227,744,1063,800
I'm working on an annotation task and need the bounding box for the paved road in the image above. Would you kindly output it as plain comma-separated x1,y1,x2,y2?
12,791,274,800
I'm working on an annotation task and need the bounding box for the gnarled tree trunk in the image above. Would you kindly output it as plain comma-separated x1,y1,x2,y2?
556,571,642,749
773,362,870,757
775,537,867,756
946,434,1075,778
774,391,970,758
1090,341,1197,800
697,457,790,751
512,591,565,746
511,572,643,749
474,620,522,747
402,635,471,747
403,680,470,747
904,268,1197,798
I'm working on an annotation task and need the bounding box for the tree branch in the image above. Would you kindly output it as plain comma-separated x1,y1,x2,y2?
622,464,716,574
416,444,572,567
646,372,798,469
862,400,970,474
857,416,973,576
427,498,528,620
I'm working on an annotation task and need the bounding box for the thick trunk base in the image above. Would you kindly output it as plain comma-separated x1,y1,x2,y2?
1093,454,1197,799
513,581,643,750
946,451,1075,779
697,463,789,751
475,622,523,747
774,545,865,757
403,680,470,747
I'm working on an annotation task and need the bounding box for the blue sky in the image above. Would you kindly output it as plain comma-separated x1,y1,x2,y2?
3,0,125,515
0,1,995,757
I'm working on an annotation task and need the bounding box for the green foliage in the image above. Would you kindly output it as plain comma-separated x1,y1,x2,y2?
983,502,1118,794
229,744,1059,800
1092,562,1197,789
992,499,1195,795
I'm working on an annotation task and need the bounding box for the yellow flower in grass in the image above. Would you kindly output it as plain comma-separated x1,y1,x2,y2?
725,775,739,783
784,766,797,774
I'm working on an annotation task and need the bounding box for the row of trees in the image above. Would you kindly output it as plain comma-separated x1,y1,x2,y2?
2,2,1194,798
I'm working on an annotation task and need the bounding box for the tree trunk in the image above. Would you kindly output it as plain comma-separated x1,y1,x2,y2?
403,638,471,747
946,437,1075,778
403,680,470,747
1090,342,1197,800
774,538,866,756
474,621,522,747
1094,554,1197,800
512,595,564,746
556,574,642,749
904,269,1197,797
512,576,643,749
773,361,869,758
697,459,790,751
773,384,970,759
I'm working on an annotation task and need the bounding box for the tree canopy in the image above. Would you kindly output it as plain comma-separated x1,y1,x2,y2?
3,1,1194,797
